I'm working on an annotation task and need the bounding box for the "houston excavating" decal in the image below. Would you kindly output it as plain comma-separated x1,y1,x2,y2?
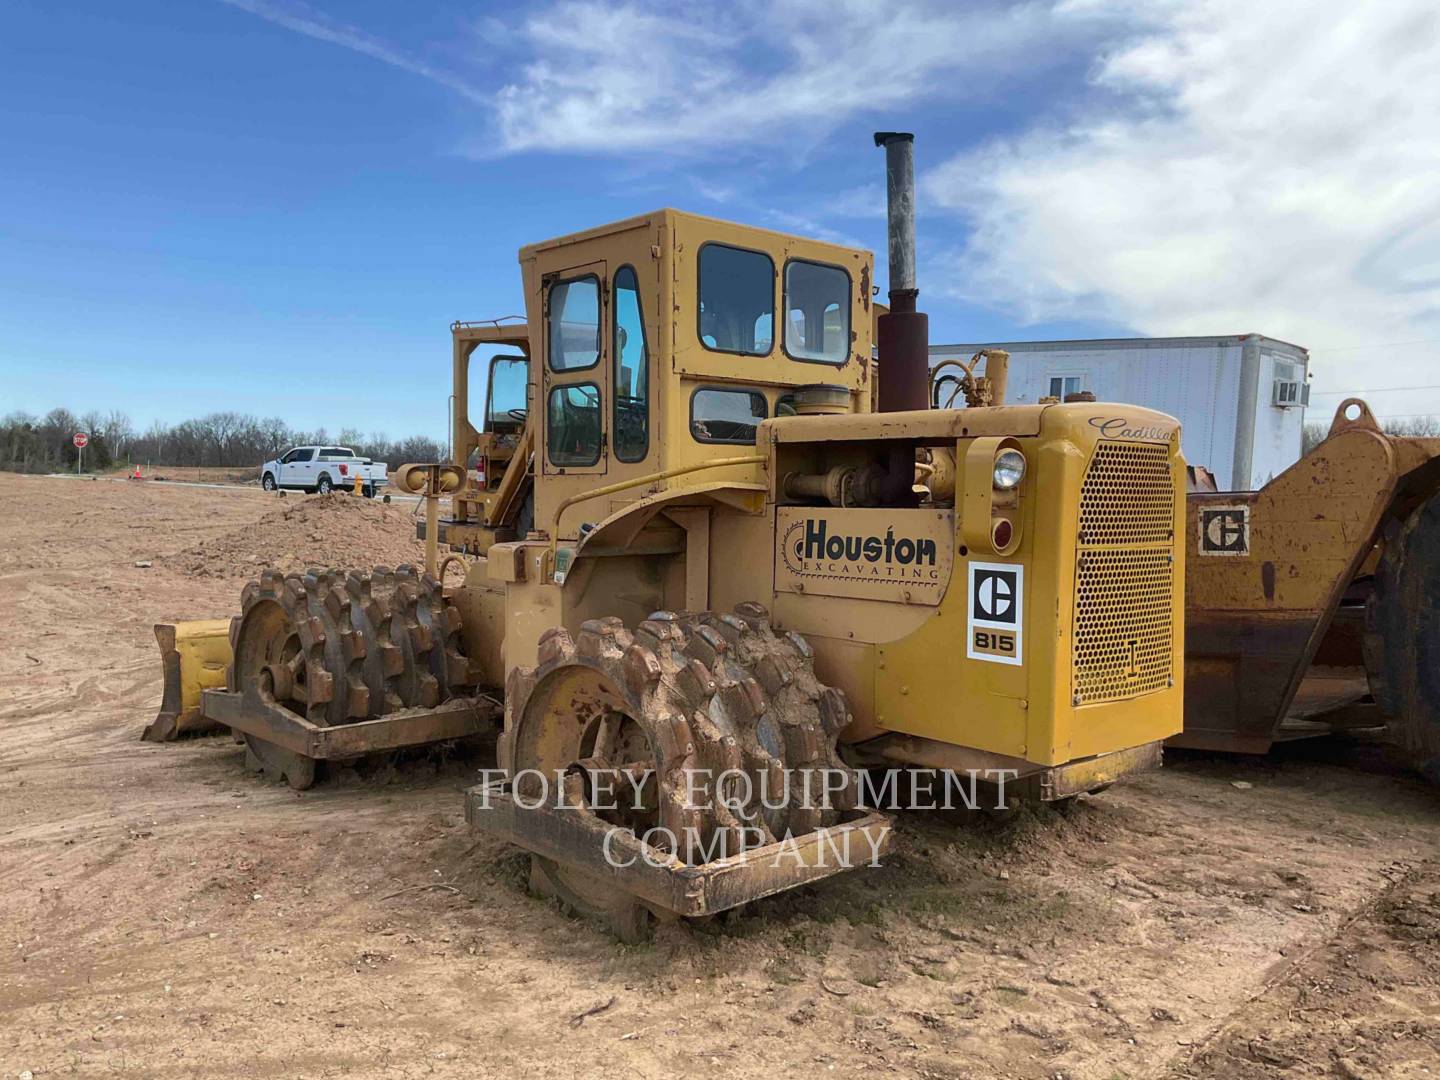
773,508,955,605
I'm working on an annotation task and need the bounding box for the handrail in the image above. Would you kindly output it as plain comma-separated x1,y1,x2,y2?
451,316,528,329
549,454,767,552
484,423,535,529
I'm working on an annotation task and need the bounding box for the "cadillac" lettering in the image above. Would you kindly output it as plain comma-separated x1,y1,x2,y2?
1087,416,1172,442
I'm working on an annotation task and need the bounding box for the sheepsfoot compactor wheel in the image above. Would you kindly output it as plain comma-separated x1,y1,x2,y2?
199,566,500,789
467,607,893,942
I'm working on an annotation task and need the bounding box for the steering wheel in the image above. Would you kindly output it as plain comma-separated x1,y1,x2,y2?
507,408,528,423
615,395,646,417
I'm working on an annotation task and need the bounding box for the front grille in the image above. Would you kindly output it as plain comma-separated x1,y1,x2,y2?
1078,442,1175,545
1073,442,1175,705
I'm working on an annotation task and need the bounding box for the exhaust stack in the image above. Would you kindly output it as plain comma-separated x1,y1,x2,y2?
874,131,929,413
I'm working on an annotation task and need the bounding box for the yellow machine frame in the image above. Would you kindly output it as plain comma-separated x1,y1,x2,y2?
169,153,1189,933
447,210,1185,787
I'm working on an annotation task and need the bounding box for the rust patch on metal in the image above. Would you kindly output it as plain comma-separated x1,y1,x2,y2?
1183,400,1440,758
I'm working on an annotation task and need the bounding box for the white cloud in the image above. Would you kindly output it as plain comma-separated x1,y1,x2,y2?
488,0,1079,154
223,0,1087,158
221,0,1440,415
926,0,1440,414
761,208,865,251
818,183,887,221
220,0,488,104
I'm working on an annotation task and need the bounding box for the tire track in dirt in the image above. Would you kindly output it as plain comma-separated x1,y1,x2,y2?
1168,859,1440,1078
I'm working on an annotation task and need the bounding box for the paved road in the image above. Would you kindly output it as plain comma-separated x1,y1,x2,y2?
47,472,423,503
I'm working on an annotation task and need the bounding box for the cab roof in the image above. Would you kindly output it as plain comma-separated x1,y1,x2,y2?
518,208,869,265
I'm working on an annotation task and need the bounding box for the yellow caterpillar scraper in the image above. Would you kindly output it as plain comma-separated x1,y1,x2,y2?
1175,398,1440,782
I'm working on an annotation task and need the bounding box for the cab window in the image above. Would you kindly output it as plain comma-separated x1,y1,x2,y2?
612,266,649,462
485,354,528,431
547,383,602,466
784,260,850,364
698,244,774,356
548,276,601,371
691,388,767,444
284,448,313,463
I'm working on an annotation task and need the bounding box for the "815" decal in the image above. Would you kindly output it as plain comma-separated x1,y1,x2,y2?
972,629,1017,657
967,562,1023,666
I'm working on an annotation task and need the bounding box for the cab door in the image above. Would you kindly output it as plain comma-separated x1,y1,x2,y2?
540,262,608,477
274,450,296,485
279,449,311,487
292,448,317,487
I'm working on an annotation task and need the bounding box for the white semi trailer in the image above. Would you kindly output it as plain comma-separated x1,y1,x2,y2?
930,334,1310,491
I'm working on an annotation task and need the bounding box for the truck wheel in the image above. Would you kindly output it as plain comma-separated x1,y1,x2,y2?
362,484,376,499
262,473,277,492
1365,493,1440,784
316,474,333,495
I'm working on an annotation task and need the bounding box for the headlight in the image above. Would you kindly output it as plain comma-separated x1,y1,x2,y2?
992,448,1026,490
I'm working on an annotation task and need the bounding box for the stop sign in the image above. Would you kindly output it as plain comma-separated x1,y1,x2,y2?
73,432,89,449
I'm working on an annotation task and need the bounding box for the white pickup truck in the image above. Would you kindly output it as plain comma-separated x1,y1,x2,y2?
260,446,388,497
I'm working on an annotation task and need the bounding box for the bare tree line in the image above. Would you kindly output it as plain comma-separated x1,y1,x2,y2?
0,407,445,474
1302,414,1440,454
5,404,1434,474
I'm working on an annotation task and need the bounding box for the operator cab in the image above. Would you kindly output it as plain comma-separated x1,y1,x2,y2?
514,209,874,539
440,211,877,549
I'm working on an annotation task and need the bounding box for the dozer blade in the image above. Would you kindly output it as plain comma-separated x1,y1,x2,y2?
145,619,234,742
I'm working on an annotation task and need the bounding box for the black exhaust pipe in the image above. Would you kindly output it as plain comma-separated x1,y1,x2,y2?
874,131,929,414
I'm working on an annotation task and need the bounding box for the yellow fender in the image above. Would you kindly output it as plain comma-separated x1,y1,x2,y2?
144,619,234,741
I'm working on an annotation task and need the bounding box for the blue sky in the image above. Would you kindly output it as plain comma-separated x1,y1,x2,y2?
3,0,1439,439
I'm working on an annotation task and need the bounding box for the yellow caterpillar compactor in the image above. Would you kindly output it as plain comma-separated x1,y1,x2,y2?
153,135,1187,937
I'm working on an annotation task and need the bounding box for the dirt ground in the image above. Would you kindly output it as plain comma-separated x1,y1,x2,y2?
1,472,1437,1079
110,467,258,486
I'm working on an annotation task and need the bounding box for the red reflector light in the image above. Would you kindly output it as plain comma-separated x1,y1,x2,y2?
992,518,1013,549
